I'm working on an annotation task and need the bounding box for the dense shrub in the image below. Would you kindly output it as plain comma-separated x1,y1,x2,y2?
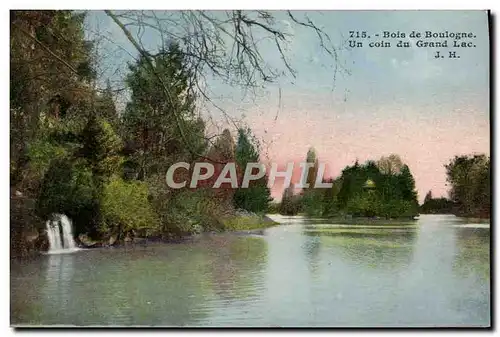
267,202,280,214
100,176,160,237
346,193,381,218
146,173,229,236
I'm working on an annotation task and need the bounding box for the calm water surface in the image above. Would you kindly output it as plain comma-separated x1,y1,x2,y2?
11,214,490,327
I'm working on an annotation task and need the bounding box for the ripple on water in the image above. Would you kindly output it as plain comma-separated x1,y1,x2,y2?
10,215,490,327
452,224,490,229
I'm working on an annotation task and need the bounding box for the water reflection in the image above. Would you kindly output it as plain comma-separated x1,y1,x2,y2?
301,234,321,276
13,236,269,326
303,225,417,270
453,228,490,280
202,235,267,302
44,253,75,313
11,215,490,327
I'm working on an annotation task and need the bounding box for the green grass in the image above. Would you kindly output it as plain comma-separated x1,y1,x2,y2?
222,215,277,231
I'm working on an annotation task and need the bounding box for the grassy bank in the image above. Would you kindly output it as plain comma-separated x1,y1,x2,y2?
221,214,278,232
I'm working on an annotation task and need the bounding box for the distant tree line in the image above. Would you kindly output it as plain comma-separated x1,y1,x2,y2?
420,190,456,214
277,151,491,220
279,152,420,219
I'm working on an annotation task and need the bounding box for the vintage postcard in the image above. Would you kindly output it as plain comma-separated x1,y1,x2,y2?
10,10,490,328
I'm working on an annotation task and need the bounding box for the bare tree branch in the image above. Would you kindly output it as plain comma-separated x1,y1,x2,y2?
105,9,228,164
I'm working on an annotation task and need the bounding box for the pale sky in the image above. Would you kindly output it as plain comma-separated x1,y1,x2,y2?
86,10,490,202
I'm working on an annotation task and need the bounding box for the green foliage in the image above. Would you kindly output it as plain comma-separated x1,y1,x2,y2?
445,154,490,218
165,190,213,235
146,172,227,236
235,127,260,165
346,192,381,217
301,179,342,217
420,194,455,214
21,115,83,194
167,189,228,236
100,176,160,236
339,157,418,218
267,202,280,214
36,159,99,236
233,128,271,213
321,178,342,216
380,199,416,219
95,80,118,124
122,43,203,179
234,183,271,213
305,147,319,187
301,189,324,216
280,185,302,215
80,116,124,183
30,113,126,238
26,138,69,177
221,215,273,231
296,153,420,219
10,11,96,187
300,147,323,216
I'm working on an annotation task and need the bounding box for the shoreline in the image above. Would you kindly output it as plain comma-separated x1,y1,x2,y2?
11,214,280,257
267,214,418,226
11,213,491,259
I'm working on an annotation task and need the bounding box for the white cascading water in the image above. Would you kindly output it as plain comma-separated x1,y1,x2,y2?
46,214,78,253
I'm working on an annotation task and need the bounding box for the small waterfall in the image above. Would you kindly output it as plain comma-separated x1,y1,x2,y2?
46,214,78,253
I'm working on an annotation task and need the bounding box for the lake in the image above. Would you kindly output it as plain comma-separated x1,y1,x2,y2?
10,214,490,327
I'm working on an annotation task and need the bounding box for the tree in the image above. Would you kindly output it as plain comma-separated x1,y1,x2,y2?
10,10,96,188
233,128,271,213
397,164,419,216
424,190,433,204
420,196,455,214
80,116,124,186
377,154,404,175
445,154,490,218
305,147,319,188
10,10,351,250
301,147,325,216
95,80,118,124
321,178,342,216
202,129,237,207
280,184,301,215
122,43,203,180
208,129,236,163
334,156,419,219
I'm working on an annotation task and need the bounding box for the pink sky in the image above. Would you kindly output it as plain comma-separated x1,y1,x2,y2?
245,99,490,203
